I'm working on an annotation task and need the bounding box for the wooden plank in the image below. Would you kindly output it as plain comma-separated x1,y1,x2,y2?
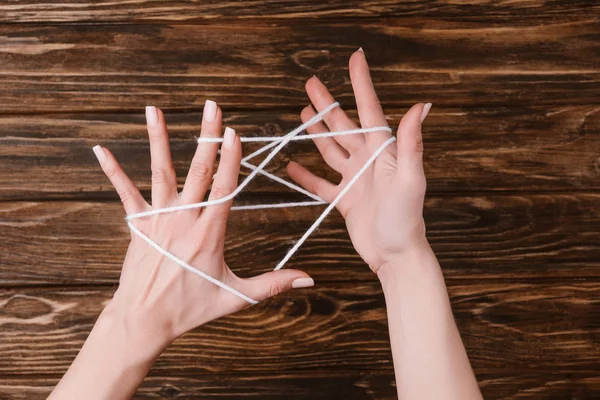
1,194,599,286
0,282,598,384
0,373,398,400
2,372,600,400
0,0,598,24
0,20,598,112
1,105,599,199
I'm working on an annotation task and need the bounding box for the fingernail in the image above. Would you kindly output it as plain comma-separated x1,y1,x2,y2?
204,100,217,122
420,103,432,123
92,145,106,163
292,277,314,289
357,47,364,53
146,106,158,126
223,127,235,149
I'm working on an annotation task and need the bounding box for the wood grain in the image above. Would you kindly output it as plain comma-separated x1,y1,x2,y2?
0,20,598,112
0,282,598,396
1,193,598,286
0,0,598,24
1,106,598,200
1,2,598,398
3,372,600,400
0,373,398,400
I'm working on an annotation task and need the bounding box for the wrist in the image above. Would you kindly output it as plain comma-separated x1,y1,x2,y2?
98,295,172,367
49,298,169,400
376,237,439,286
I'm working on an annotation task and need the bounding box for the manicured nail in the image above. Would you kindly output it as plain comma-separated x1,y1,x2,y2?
292,277,314,289
223,127,235,149
92,145,106,163
357,47,364,53
145,106,158,126
204,100,217,122
420,103,432,123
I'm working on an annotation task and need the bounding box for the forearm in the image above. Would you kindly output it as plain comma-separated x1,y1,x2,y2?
378,240,481,400
49,299,168,400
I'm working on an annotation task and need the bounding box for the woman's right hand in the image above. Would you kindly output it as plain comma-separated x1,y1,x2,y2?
287,49,432,274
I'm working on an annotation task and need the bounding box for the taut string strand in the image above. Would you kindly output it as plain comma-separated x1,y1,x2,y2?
126,102,395,304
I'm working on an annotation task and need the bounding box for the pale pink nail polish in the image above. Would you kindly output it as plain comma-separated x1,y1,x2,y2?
292,277,314,289
223,127,235,149
92,145,106,163
204,100,217,122
146,106,158,126
420,103,432,123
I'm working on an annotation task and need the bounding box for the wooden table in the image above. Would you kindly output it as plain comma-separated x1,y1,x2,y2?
1,1,599,399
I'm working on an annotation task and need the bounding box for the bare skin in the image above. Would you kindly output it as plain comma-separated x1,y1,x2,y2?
49,49,481,400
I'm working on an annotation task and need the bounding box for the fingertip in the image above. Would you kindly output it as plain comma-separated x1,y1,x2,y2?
291,277,314,289
285,160,302,176
350,47,366,64
145,105,158,127
397,103,427,155
305,75,322,92
420,103,432,123
223,126,236,149
286,160,299,173
92,145,106,163
203,99,218,122
300,104,315,121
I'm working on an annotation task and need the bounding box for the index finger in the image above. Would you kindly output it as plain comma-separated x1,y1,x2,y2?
349,49,394,154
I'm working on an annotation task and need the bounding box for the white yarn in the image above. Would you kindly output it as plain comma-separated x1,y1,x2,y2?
126,102,340,221
128,221,259,304
196,126,392,144
274,136,395,270
127,102,396,304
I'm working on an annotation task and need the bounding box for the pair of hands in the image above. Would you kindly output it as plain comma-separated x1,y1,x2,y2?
93,49,430,348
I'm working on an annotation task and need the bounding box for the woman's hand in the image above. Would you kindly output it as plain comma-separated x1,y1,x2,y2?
286,49,432,273
50,101,315,400
94,102,313,348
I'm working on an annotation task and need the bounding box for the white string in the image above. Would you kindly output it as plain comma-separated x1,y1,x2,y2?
126,102,396,304
126,102,340,221
239,157,324,202
197,125,392,144
128,221,259,305
274,136,395,270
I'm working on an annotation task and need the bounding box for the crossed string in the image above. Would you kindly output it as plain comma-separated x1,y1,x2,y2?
125,102,396,305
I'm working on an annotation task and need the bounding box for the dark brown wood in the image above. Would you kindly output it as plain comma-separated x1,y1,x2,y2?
1,2,598,398
1,105,598,200
0,0,598,24
0,20,598,113
2,372,600,400
1,282,599,398
1,194,598,287
0,374,399,400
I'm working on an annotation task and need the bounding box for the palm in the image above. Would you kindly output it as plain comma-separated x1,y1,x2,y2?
287,50,428,274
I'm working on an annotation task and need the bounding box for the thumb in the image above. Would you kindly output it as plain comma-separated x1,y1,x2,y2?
396,102,431,157
244,270,314,302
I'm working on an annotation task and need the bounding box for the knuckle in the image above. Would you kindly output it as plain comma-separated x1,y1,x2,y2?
329,110,346,127
151,166,172,185
104,163,118,179
188,162,212,181
310,179,324,196
117,187,133,204
210,184,233,199
268,281,283,298
415,136,424,153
